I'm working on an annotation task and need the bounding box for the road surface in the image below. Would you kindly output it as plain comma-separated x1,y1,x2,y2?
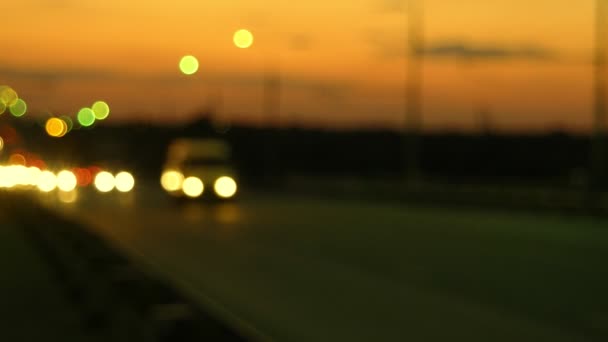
46,184,608,341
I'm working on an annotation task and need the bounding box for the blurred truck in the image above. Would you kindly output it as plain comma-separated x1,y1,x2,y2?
160,138,238,200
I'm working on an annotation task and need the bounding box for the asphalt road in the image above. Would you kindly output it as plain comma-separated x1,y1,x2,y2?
46,184,608,342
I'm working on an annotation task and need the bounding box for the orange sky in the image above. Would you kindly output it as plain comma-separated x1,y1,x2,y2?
0,0,603,131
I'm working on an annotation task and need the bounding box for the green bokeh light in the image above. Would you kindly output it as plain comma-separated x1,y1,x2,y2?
0,86,18,107
179,55,199,75
92,101,110,120
0,101,6,115
77,108,96,127
9,99,27,117
61,116,74,132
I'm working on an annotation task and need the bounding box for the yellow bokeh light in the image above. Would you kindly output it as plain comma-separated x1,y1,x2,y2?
0,136,4,151
161,170,184,192
179,55,199,75
57,170,77,192
182,177,204,198
27,167,42,186
115,171,135,193
94,171,115,193
0,165,28,188
0,101,6,115
37,171,58,192
46,118,68,138
233,29,254,49
9,99,27,117
8,153,26,166
0,86,18,107
58,190,78,204
92,101,110,120
214,176,238,198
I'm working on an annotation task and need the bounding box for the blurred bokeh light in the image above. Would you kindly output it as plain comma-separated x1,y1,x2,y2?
94,171,115,193
233,29,254,49
57,170,78,192
0,86,18,107
182,177,204,198
214,176,238,198
8,153,26,166
45,118,68,138
115,171,135,193
77,108,96,127
9,99,27,117
92,101,110,120
161,170,184,192
61,116,74,132
179,55,199,75
37,171,58,192
58,189,78,204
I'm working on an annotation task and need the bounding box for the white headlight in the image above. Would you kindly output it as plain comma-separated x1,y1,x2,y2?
57,170,77,192
182,177,204,198
214,176,237,198
94,171,115,193
115,171,135,193
161,170,184,192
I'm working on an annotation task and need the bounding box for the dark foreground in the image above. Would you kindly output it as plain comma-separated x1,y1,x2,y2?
42,184,608,342
0,193,249,341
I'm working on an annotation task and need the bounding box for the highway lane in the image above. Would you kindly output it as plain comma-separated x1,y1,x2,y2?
46,184,608,341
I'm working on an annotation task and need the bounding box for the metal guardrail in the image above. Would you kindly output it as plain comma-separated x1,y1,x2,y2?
6,194,250,342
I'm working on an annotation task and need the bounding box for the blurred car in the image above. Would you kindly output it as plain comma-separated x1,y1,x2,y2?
160,138,238,200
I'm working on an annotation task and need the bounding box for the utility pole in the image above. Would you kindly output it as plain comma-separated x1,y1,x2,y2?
589,0,607,207
404,0,424,183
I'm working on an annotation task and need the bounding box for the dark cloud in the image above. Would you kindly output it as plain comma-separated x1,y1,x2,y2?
420,41,556,61
367,31,557,62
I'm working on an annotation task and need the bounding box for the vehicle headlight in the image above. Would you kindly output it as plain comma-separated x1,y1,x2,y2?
37,171,58,193
182,177,204,198
214,176,237,198
94,171,115,193
161,170,184,192
57,170,78,192
115,171,135,193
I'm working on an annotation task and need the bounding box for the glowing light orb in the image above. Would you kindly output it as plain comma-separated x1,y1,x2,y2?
0,102,6,115
161,170,184,192
46,118,67,138
8,153,26,166
57,170,78,192
115,171,135,193
58,190,78,204
0,86,18,106
27,167,42,186
179,55,199,75
9,99,27,117
61,116,74,132
182,177,204,198
233,29,254,49
214,176,238,198
92,101,110,120
77,108,96,127
37,171,58,192
94,171,115,193
0,136,4,151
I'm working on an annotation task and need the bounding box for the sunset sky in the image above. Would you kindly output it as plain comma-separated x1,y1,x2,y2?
0,0,603,131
